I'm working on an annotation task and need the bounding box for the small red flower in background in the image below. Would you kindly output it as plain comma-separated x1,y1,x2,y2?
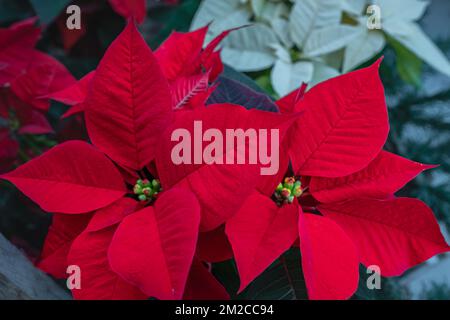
0,18,75,173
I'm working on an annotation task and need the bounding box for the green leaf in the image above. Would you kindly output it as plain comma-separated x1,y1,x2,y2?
146,0,200,48
29,0,71,24
240,249,308,300
222,64,267,94
207,75,279,112
388,36,423,87
0,0,32,23
212,260,241,299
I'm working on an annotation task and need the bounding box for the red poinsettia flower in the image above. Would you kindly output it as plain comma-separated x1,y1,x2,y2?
2,21,297,300
0,18,75,172
225,60,450,300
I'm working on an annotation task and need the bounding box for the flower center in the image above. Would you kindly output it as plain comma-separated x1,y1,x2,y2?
273,177,303,206
133,178,161,202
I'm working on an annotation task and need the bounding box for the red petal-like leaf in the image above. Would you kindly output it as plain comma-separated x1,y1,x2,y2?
86,197,140,232
171,72,210,110
85,22,172,170
310,151,436,203
183,258,230,300
155,27,207,81
276,83,308,114
290,59,389,177
48,71,95,119
0,18,41,85
47,71,95,106
203,50,223,82
61,103,85,119
226,192,299,292
319,198,449,276
298,212,359,300
38,213,92,278
108,188,201,299
11,64,53,110
10,51,76,111
109,0,146,24
197,226,233,263
1,140,127,214
155,104,297,231
68,226,147,300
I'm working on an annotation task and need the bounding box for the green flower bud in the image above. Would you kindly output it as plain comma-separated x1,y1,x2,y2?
136,179,143,186
152,179,161,189
293,186,303,197
133,184,143,194
276,183,283,192
284,177,295,189
281,188,291,198
143,187,153,196
288,195,295,203
138,194,147,202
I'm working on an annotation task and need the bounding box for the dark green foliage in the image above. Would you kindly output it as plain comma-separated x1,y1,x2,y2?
208,75,279,112
213,249,308,300
29,0,71,24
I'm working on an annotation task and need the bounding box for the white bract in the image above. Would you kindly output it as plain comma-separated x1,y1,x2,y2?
191,0,450,97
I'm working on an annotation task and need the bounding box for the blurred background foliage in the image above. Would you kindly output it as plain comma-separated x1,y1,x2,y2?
0,0,449,300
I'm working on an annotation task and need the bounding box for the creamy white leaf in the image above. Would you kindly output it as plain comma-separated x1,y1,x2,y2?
289,0,342,48
271,43,291,63
303,25,361,57
271,59,314,96
310,61,340,87
205,9,251,44
342,0,367,15
384,20,450,77
190,0,243,31
375,0,429,22
221,24,279,72
343,28,385,72
272,18,294,48
260,2,289,23
251,0,266,17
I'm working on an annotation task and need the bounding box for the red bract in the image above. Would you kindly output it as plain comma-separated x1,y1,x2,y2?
0,18,40,86
289,60,389,177
2,21,297,300
155,104,296,231
46,71,95,119
49,25,227,118
155,26,229,83
85,22,173,170
225,60,449,300
2,141,127,213
0,18,75,172
109,0,147,24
